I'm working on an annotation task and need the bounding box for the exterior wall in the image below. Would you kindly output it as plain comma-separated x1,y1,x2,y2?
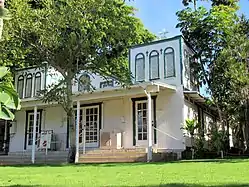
9,87,186,152
156,87,185,151
129,36,182,87
9,105,67,152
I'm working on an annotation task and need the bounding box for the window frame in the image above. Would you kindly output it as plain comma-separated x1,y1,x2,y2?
34,72,42,96
149,50,160,80
164,47,176,78
78,74,91,92
135,53,145,82
100,80,114,89
17,75,24,99
25,73,33,98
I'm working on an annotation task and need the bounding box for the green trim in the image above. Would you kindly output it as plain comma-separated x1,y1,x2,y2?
134,53,145,82
179,37,183,85
130,35,182,49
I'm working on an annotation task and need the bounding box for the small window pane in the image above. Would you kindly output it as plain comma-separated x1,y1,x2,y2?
135,54,145,82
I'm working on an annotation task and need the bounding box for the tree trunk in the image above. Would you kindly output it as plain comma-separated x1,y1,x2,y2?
66,77,76,163
194,0,197,11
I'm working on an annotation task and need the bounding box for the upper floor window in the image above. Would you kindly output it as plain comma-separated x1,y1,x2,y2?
135,53,145,82
34,72,41,96
100,80,114,88
78,74,91,92
17,75,24,99
149,50,160,80
25,74,33,98
164,47,175,78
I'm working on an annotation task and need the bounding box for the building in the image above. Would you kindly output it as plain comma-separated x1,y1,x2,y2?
0,35,217,162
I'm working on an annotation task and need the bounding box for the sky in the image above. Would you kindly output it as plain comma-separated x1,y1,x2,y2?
127,0,249,38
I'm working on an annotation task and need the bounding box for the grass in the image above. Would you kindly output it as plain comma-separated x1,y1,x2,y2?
0,159,249,187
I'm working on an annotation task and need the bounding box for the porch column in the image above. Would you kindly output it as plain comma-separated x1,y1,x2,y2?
31,106,37,164
144,90,153,162
75,100,80,163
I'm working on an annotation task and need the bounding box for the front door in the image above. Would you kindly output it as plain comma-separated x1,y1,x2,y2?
79,106,100,148
26,111,41,150
135,100,154,147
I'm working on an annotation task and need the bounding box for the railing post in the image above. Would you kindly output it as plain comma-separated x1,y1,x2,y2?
32,106,37,164
75,100,80,163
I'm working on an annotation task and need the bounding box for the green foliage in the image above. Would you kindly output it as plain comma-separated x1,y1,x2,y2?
182,118,200,136
0,67,20,120
2,0,155,162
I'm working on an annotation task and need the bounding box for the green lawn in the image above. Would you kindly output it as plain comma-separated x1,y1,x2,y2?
0,159,249,187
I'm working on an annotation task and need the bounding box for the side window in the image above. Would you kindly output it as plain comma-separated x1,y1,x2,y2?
17,75,24,99
78,74,91,92
164,47,175,78
135,53,145,82
149,50,160,80
25,74,33,98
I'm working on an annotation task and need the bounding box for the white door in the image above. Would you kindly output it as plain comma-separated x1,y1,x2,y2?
26,112,41,150
79,106,99,148
135,101,154,147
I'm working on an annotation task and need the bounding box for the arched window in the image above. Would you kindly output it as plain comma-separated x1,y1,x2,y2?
34,72,41,96
17,75,24,99
164,47,175,78
135,53,145,82
78,74,91,92
149,50,160,80
25,74,33,98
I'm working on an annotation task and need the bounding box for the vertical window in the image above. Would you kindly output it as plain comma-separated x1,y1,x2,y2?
164,47,175,78
149,50,160,80
17,75,24,99
135,53,145,82
34,72,41,96
78,74,91,92
25,74,33,98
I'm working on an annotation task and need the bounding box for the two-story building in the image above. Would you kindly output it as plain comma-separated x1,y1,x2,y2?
0,35,217,161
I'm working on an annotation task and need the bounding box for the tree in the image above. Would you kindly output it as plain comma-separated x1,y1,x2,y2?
0,0,20,121
3,0,155,163
176,0,239,132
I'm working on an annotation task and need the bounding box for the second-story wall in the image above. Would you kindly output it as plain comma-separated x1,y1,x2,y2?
129,36,182,86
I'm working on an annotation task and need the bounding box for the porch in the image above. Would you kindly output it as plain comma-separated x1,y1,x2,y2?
7,82,184,163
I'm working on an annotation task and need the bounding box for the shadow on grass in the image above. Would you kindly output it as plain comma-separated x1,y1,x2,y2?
3,184,249,187
1,158,249,168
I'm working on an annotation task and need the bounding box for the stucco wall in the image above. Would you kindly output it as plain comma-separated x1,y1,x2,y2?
130,37,182,86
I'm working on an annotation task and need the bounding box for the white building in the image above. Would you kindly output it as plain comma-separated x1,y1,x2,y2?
0,35,217,161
